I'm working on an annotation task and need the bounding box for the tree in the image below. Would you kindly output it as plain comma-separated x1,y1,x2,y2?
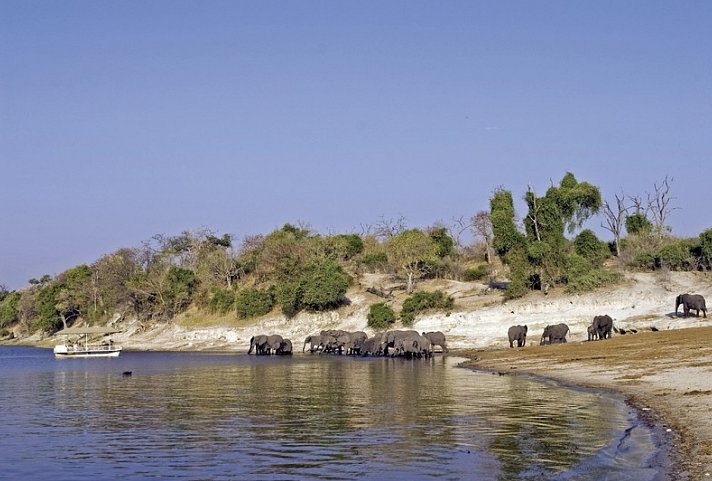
298,258,350,311
626,213,653,236
367,303,396,329
699,228,712,270
386,229,439,293
646,175,678,239
490,188,526,258
471,210,494,264
428,226,454,258
601,192,628,256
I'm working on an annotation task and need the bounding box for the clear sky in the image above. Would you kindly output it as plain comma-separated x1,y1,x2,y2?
2,1,711,290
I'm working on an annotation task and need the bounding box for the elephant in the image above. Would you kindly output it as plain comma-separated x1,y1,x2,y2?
264,334,284,355
248,334,268,355
422,331,448,353
591,315,613,340
540,323,569,345
383,330,419,355
587,324,598,341
507,325,527,348
277,339,293,355
675,293,707,318
303,334,326,353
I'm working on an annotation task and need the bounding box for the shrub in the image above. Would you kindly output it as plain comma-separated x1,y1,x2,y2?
463,265,488,282
358,252,389,271
299,258,350,311
626,214,652,236
632,251,658,270
235,288,274,319
657,241,693,271
564,254,616,293
276,282,301,318
400,290,454,326
0,291,20,328
208,288,235,314
367,303,396,329
574,229,609,268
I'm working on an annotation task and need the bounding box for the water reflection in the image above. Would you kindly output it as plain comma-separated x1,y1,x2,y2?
0,347,658,481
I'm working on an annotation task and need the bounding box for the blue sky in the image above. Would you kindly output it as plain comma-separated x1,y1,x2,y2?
2,1,711,289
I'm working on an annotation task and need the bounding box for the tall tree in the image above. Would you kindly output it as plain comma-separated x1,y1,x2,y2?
601,192,628,256
386,229,439,293
646,175,677,239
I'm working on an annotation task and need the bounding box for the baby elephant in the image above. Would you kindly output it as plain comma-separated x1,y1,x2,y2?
507,325,528,348
591,315,613,340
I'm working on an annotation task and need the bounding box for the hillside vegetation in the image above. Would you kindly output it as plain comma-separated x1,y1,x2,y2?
2,172,711,340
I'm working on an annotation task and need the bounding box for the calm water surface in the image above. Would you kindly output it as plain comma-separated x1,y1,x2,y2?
0,346,661,481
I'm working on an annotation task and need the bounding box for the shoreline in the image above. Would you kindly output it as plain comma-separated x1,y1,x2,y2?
458,326,712,481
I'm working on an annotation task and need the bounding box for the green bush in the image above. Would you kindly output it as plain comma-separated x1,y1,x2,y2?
574,229,609,268
164,266,199,314
358,252,389,271
367,303,396,329
235,287,274,319
0,291,20,328
564,254,616,293
276,282,301,318
657,241,693,271
400,290,454,326
463,265,488,282
699,228,712,270
626,214,652,236
299,258,350,311
208,288,235,314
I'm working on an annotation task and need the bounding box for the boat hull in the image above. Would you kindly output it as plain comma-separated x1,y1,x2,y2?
54,344,122,358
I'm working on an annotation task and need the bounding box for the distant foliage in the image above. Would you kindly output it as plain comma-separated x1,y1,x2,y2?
626,214,653,236
564,254,617,293
657,241,694,271
367,303,396,329
208,288,235,314
276,281,301,319
400,290,454,326
163,266,199,316
0,291,20,328
298,258,350,311
463,265,488,282
429,227,454,258
699,228,712,270
235,287,274,319
574,230,609,268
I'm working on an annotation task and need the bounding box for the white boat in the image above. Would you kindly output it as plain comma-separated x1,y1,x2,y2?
53,326,123,358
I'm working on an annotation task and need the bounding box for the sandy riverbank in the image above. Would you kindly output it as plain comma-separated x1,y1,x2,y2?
459,327,712,481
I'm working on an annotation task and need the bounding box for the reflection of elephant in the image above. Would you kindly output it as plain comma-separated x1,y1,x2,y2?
248,334,268,354
507,325,527,348
422,331,448,353
675,294,707,318
277,339,293,355
591,315,613,340
540,323,569,345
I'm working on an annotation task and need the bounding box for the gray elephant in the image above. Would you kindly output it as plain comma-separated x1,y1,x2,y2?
591,315,613,340
383,329,419,355
507,325,527,348
277,339,293,355
540,323,569,345
587,324,598,341
264,334,284,355
303,334,326,353
675,293,707,318
422,331,448,353
248,334,268,355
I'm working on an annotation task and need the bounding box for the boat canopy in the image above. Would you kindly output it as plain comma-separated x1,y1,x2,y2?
56,326,120,336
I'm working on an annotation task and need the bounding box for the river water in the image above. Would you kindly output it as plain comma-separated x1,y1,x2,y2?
0,346,663,481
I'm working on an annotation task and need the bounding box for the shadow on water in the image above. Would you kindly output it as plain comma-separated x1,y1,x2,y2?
0,347,661,481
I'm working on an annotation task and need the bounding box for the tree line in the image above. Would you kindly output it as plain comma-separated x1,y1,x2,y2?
1,172,711,337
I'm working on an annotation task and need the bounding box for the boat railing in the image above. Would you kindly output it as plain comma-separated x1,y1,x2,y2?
66,342,121,352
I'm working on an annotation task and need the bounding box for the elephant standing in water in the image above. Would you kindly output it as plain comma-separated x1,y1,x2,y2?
248,335,268,355
675,294,707,318
591,315,613,340
422,331,448,353
277,339,293,355
540,323,569,345
507,325,527,348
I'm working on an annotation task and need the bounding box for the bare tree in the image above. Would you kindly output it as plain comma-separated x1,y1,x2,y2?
471,210,494,264
373,215,407,240
647,176,678,239
450,215,474,250
601,192,628,256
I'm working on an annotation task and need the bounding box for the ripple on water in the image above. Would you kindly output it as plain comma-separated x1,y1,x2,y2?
0,347,662,481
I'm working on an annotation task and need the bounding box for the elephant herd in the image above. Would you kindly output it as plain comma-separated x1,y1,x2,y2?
508,293,707,348
249,329,448,359
508,315,611,348
249,294,706,355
